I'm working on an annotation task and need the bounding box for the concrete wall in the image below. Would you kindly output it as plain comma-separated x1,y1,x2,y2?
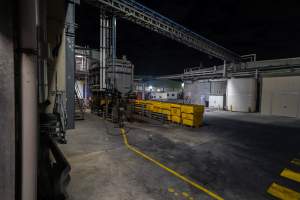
46,0,66,113
47,33,66,113
0,1,15,199
261,76,300,118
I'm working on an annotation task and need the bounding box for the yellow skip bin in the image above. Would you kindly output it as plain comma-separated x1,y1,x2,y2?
181,104,204,114
170,104,181,116
182,118,202,127
182,113,202,121
171,116,181,123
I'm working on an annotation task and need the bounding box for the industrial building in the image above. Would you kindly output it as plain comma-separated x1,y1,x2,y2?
134,79,182,101
1,1,300,200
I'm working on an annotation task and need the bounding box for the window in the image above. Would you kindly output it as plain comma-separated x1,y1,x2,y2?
172,94,175,96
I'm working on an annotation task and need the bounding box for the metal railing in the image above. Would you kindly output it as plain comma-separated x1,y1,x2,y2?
155,57,300,80
75,82,85,119
53,91,68,143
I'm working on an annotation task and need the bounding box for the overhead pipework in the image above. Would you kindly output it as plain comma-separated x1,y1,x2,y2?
84,0,241,63
154,57,300,81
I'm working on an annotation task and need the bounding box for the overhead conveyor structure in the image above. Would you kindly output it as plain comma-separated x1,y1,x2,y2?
85,0,241,63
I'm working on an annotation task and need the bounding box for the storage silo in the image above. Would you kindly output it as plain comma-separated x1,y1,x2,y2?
106,56,134,95
226,78,257,112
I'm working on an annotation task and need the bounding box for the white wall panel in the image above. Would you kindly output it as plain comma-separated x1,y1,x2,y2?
209,96,224,109
227,78,257,112
261,76,300,118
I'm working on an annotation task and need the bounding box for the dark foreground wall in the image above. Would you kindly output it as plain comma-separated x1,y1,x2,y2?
0,1,15,199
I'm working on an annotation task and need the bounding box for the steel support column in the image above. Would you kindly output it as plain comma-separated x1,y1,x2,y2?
19,0,40,199
223,60,227,77
66,0,76,129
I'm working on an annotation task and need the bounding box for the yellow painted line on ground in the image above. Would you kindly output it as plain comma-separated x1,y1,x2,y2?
281,168,300,183
182,191,190,198
267,183,300,200
168,187,193,199
120,128,224,200
291,158,300,166
168,187,175,193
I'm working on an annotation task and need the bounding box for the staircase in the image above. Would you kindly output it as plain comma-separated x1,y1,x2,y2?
53,91,67,143
40,91,67,144
75,82,85,120
38,92,70,200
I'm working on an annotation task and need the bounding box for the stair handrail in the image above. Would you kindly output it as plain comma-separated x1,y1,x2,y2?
53,91,67,133
74,82,85,113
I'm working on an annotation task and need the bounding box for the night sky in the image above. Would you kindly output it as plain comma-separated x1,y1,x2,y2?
76,0,300,75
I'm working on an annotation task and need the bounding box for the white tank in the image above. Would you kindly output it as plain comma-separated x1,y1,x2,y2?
227,78,257,112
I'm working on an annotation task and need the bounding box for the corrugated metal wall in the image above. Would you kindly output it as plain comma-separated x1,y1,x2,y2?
227,78,257,112
184,80,210,105
211,81,227,95
184,80,227,106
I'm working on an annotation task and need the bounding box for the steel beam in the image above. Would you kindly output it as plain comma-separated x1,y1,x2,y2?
85,0,241,62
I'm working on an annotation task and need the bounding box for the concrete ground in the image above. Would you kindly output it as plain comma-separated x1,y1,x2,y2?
61,111,300,200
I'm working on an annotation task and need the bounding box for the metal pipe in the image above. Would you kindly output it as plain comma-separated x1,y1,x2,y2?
99,11,105,90
19,0,39,199
241,54,257,62
223,60,227,77
112,16,117,89
21,54,38,200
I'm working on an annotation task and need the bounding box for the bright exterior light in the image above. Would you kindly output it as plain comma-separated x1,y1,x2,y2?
157,89,160,92
181,82,185,88
149,85,153,91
